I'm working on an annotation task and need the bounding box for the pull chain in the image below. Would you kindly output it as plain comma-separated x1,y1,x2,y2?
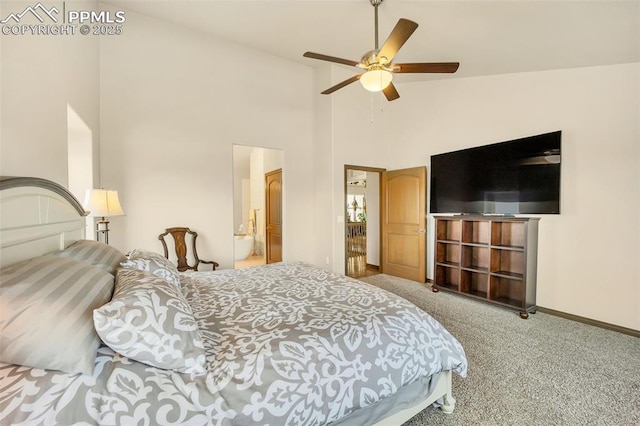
370,92,375,123
370,92,385,124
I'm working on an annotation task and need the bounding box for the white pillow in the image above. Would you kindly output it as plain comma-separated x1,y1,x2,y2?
120,248,181,289
93,268,207,375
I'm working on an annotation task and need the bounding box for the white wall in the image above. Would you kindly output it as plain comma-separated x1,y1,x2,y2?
263,148,283,176
99,10,314,267
241,179,250,234
232,146,252,232
0,1,100,187
311,68,335,269
326,63,639,330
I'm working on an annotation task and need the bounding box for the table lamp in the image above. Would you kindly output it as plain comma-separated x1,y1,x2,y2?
83,189,125,244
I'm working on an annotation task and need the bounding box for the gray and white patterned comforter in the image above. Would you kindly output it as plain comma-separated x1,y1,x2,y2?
0,263,467,425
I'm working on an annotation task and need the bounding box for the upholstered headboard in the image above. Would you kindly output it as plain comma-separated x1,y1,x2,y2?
0,176,87,268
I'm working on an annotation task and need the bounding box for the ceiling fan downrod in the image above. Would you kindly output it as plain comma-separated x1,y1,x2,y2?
371,0,384,49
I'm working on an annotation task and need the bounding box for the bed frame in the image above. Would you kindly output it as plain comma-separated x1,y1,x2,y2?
372,371,456,425
0,176,87,267
0,176,457,424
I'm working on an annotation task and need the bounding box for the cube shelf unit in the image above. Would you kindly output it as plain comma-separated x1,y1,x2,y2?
433,215,540,318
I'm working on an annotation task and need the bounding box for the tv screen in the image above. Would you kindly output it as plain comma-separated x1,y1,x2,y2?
429,131,561,215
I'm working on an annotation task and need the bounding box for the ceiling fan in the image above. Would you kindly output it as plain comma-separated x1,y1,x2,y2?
303,0,460,101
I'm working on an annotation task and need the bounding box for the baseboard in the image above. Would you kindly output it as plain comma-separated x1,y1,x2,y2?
425,279,638,337
366,263,380,271
536,307,640,338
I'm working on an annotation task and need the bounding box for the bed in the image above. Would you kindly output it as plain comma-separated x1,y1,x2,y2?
0,176,467,425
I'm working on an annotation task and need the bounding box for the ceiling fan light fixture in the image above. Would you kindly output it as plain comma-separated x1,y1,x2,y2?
360,69,393,92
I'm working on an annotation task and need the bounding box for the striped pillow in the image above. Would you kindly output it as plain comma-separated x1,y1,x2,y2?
55,239,125,275
0,256,114,375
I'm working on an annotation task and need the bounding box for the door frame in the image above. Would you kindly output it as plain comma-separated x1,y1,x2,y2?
344,164,385,276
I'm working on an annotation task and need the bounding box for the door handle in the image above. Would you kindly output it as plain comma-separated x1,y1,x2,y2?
418,229,426,234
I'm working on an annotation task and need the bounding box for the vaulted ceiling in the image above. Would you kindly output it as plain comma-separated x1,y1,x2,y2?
106,0,639,81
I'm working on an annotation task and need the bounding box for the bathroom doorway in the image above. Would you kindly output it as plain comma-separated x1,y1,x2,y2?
233,145,284,269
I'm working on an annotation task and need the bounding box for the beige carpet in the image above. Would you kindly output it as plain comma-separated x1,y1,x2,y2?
358,274,640,426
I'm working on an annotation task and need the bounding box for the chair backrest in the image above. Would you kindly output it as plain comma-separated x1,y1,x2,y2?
158,227,203,272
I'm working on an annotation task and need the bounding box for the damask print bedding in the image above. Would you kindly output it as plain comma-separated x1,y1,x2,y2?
0,262,467,425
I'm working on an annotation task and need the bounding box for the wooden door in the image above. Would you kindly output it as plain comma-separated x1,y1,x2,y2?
265,169,283,264
381,166,427,282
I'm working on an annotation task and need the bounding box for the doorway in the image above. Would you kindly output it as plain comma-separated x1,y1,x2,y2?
344,165,383,278
232,146,284,269
345,165,428,283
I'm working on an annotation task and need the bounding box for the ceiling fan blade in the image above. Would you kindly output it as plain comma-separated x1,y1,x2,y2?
321,75,361,94
382,83,400,101
377,19,418,64
393,62,460,74
303,52,360,67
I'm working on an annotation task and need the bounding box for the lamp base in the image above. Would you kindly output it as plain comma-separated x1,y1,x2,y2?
96,218,110,244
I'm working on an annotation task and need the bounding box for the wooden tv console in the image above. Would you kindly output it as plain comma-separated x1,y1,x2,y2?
432,215,539,319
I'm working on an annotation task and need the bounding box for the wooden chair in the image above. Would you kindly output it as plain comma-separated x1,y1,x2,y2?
158,227,219,272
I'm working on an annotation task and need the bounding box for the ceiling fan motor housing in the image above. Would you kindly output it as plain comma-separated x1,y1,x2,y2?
361,49,390,68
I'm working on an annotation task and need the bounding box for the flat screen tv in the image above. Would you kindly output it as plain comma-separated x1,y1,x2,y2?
429,131,561,215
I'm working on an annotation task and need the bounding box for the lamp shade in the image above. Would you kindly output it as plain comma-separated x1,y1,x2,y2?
83,189,125,217
359,69,393,92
